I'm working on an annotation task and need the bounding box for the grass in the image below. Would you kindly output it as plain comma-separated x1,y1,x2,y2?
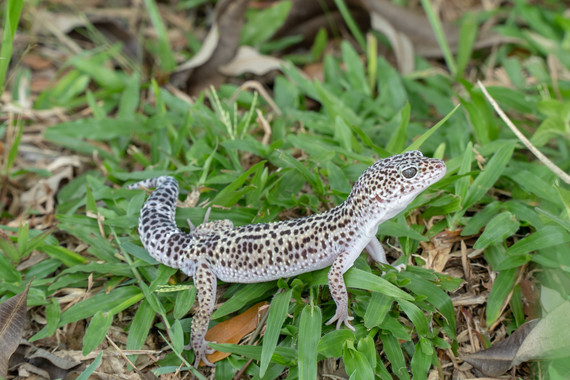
1,0,570,378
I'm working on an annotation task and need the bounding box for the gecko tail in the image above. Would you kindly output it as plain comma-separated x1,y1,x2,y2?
128,176,196,273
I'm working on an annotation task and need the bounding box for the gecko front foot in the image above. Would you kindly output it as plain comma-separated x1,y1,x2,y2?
325,307,355,331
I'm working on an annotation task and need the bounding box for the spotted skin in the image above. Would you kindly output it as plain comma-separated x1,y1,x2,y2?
127,151,446,367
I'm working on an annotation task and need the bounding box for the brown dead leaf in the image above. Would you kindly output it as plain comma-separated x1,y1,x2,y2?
462,320,538,377
22,53,53,70
202,301,268,366
219,46,286,76
420,229,460,272
0,282,31,378
184,0,250,95
370,11,414,74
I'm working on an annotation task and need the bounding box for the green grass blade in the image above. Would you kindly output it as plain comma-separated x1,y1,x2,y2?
486,267,519,326
397,299,428,336
364,292,392,328
507,225,570,256
58,286,143,327
332,0,366,50
411,339,432,379
142,0,176,72
406,104,460,152
260,289,293,377
473,212,520,250
463,140,516,209
298,304,322,380
0,0,24,98
75,351,103,380
380,332,410,380
126,300,155,364
345,268,414,301
420,0,456,76
455,13,478,78
211,282,275,319
399,271,456,335
386,102,410,153
318,329,354,358
83,311,114,355
343,343,374,379
5,121,23,176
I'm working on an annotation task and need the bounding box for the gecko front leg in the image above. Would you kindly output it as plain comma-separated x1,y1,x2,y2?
366,237,406,271
325,251,356,331
187,259,217,367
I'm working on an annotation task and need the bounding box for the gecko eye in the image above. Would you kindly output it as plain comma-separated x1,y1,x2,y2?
401,166,418,179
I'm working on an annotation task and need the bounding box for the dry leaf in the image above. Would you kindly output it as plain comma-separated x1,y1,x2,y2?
370,11,414,74
219,46,286,76
202,301,268,366
0,282,31,378
462,320,537,376
463,301,570,376
514,300,570,365
185,0,250,95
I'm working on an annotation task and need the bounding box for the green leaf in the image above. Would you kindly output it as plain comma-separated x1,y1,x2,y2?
507,226,570,256
411,338,432,379
461,201,501,236
364,292,392,328
71,57,125,90
173,287,196,320
345,268,414,301
399,271,456,335
406,104,460,151
333,0,366,50
341,40,369,95
463,141,516,208
397,299,429,336
242,1,292,46
380,332,410,380
211,282,275,319
45,298,61,337
314,80,362,127
170,319,184,353
386,103,410,153
126,300,155,363
83,311,113,355
318,329,355,358
486,267,518,326
456,13,478,78
211,161,266,207
142,0,175,71
378,221,429,241
326,162,351,194
473,212,520,250
76,351,102,380
5,121,23,175
41,244,88,267
260,289,292,377
343,343,374,379
357,335,377,369
0,0,24,98
59,286,143,327
298,304,322,380
420,0,456,75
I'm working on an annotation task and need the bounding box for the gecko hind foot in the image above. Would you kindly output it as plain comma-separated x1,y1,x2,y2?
187,340,216,367
325,310,355,331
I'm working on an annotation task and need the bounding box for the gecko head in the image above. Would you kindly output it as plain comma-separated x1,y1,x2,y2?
350,150,446,217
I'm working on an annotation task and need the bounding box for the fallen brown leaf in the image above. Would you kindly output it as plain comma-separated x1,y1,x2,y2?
0,282,31,378
202,301,268,366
